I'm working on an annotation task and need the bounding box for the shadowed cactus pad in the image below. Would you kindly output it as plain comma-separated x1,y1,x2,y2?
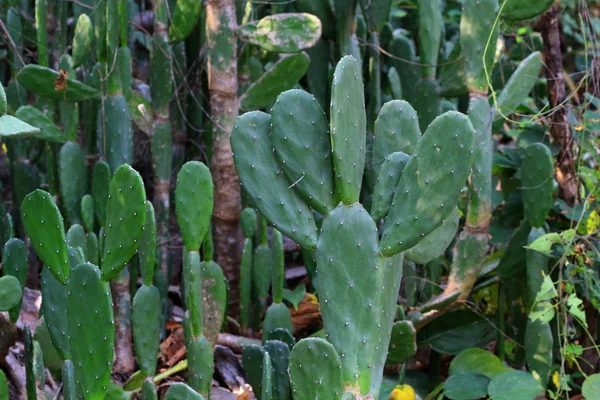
372,100,420,167
289,338,343,400
521,143,554,228
165,383,206,400
22,190,70,283
0,276,22,311
176,161,214,252
2,238,27,321
132,285,162,377
371,152,411,220
101,164,146,281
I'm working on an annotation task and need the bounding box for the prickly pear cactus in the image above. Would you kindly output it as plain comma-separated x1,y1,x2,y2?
231,55,475,399
521,143,554,228
132,285,162,377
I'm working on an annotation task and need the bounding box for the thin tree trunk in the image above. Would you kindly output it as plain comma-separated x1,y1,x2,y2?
111,269,136,374
206,0,243,317
540,3,579,206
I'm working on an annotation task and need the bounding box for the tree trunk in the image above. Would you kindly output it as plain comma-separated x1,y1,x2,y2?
111,269,136,374
540,3,579,206
206,0,243,317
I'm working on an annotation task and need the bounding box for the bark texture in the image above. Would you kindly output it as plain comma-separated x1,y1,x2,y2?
206,0,243,317
540,4,579,206
111,270,135,374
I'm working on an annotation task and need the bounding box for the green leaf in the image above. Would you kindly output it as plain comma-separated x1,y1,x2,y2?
0,114,39,137
488,370,543,400
17,65,100,101
567,293,587,327
529,301,555,324
535,275,558,302
582,374,600,400
282,284,306,311
448,348,510,380
444,372,490,400
525,229,576,255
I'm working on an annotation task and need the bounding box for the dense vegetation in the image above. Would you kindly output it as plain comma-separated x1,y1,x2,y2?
0,0,598,399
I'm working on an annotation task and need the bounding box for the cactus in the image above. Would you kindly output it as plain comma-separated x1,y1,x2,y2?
169,0,203,43
141,379,158,400
240,52,311,111
0,370,7,400
67,225,88,260
25,325,35,399
187,336,214,397
81,194,95,233
67,263,114,399
232,55,475,398
237,13,322,53
87,232,99,265
72,13,93,68
405,207,460,265
92,161,111,226
202,259,227,346
132,285,162,377
270,90,335,214
0,275,22,311
101,164,146,281
521,143,554,228
183,250,204,338
62,360,77,400
372,100,420,169
418,0,443,79
253,218,272,304
243,345,274,400
389,36,420,105
526,228,549,311
22,190,70,283
525,310,553,389
289,338,343,400
59,142,87,225
138,201,157,286
165,383,206,400
386,321,417,364
370,152,411,220
240,208,256,331
264,340,291,400
2,238,27,321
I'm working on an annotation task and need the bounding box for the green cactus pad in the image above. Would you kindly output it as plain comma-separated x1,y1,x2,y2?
0,114,40,137
373,101,421,168
525,310,553,389
67,263,114,399
386,321,417,364
72,14,92,68
330,55,366,205
24,325,35,397
381,112,476,256
138,201,157,286
66,224,88,261
201,261,227,346
102,95,134,173
253,244,272,303
81,195,95,233
389,36,420,104
241,52,311,111
0,276,22,311
60,142,87,225
17,65,100,100
87,233,99,265
241,208,258,239
118,47,132,101
270,89,336,214
494,52,543,121
231,112,317,248
15,106,67,142
237,13,322,53
526,228,549,310
101,164,146,280
141,379,158,400
0,370,6,400
175,161,214,252
183,251,203,338
132,285,162,377
295,0,335,38
168,0,202,43
418,0,443,78
40,248,82,361
272,229,285,304
0,83,6,115
460,0,499,93
405,207,460,265
240,239,253,330
92,161,111,227
2,238,27,321
288,338,343,400
316,204,390,394
264,340,291,400
371,152,411,220
187,335,214,397
266,328,296,349
521,143,553,228
165,383,205,400
501,0,553,21
62,360,77,400
22,190,70,283
413,79,442,131
360,0,392,32
243,345,273,400
262,303,293,342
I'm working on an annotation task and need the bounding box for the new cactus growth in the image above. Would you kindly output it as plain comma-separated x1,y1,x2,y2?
2,238,27,321
232,55,475,398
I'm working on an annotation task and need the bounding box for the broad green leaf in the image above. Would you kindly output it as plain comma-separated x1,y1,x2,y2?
525,229,576,255
282,284,306,311
444,372,490,400
567,293,587,327
488,370,543,400
582,374,600,400
449,348,510,379
529,301,555,324
0,114,39,137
